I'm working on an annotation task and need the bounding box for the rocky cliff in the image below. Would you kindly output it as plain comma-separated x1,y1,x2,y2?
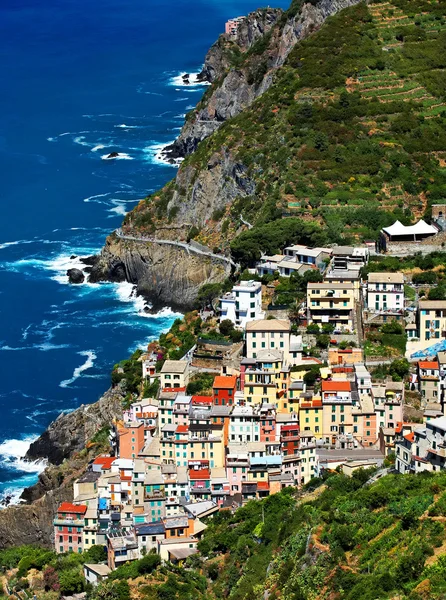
165,0,363,159
89,232,232,310
90,0,365,308
0,384,125,549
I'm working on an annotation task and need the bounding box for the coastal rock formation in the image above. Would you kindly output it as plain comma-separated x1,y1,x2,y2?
165,0,363,158
0,385,125,548
92,0,364,309
67,268,85,284
89,232,231,310
25,384,124,465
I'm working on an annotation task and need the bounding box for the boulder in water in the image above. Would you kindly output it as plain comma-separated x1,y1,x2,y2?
67,268,85,284
107,152,120,159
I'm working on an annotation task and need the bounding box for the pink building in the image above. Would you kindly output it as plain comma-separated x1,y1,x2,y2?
54,503,87,554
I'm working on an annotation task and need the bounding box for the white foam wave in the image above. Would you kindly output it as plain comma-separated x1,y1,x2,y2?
143,141,181,167
114,124,139,129
168,71,210,87
0,436,47,475
91,144,106,152
60,350,97,388
174,97,189,102
0,239,35,250
101,152,134,160
83,192,110,203
73,135,91,147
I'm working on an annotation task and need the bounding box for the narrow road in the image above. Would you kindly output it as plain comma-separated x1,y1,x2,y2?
115,228,237,268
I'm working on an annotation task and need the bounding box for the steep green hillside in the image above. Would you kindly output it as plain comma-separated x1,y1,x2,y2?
5,471,446,599
126,0,446,260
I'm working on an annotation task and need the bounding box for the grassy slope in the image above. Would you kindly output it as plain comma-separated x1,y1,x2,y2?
128,0,446,256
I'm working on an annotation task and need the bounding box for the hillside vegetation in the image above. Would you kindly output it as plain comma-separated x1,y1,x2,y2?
6,471,446,600
126,0,446,260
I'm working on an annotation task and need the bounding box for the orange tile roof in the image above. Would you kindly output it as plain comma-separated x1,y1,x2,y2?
93,456,115,468
213,375,237,389
322,380,351,392
176,425,189,433
58,502,87,514
189,469,210,480
404,432,415,443
257,482,270,490
418,361,439,370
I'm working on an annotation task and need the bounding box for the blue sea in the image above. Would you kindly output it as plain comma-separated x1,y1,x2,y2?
0,0,288,503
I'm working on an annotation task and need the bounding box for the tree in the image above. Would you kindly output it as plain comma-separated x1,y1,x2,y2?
137,553,161,574
389,358,410,379
219,319,235,336
84,544,107,563
43,567,60,592
59,569,84,596
196,283,222,309
316,334,331,349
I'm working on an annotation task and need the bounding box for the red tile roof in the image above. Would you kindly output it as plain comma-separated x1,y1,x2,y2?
189,469,210,480
58,502,87,515
213,375,237,389
192,395,212,404
418,361,439,370
322,380,351,392
282,424,300,431
93,456,115,469
176,425,189,433
257,481,270,490
404,432,415,443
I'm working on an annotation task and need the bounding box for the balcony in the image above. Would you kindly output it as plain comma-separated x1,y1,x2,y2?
428,445,446,458
144,489,165,500
53,519,84,527
190,485,210,494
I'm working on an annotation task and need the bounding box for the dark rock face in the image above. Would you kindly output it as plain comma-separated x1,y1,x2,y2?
0,385,125,548
25,385,124,465
166,0,363,160
88,234,231,311
67,268,85,284
107,151,120,158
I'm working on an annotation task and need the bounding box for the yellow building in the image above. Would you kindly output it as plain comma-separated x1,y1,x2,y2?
307,282,356,332
299,397,323,439
187,437,225,469
242,351,291,411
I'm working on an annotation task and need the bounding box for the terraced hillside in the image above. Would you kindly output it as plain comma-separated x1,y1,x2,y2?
123,0,446,262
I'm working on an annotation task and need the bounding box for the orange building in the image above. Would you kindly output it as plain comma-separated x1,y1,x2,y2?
117,421,145,459
213,375,238,406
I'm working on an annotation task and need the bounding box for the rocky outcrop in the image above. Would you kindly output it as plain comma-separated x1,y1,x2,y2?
165,0,363,159
0,384,126,549
25,385,124,465
67,268,85,284
94,0,365,308
89,232,231,310
198,8,283,83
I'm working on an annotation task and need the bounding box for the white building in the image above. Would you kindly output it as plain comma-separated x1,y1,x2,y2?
229,405,260,443
245,319,291,359
219,280,264,329
409,416,446,473
367,272,404,312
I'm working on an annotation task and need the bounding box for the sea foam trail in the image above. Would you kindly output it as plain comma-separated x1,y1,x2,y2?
0,436,47,475
168,71,210,87
101,152,133,160
60,350,97,388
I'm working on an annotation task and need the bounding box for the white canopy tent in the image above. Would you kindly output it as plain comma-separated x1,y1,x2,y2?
382,219,437,241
